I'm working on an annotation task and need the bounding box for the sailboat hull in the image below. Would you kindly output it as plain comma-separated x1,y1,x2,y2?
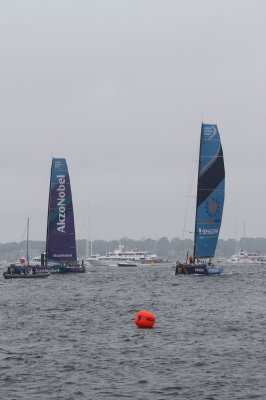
48,265,86,274
175,263,223,276
3,272,50,279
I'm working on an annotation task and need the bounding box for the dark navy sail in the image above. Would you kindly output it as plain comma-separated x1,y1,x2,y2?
194,124,225,259
46,158,77,262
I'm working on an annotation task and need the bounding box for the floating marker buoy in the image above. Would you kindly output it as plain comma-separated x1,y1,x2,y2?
135,310,156,329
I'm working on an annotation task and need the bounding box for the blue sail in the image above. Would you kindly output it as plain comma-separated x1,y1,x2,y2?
46,158,77,262
194,124,225,259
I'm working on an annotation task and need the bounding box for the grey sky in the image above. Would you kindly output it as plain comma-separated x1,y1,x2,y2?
1,0,265,243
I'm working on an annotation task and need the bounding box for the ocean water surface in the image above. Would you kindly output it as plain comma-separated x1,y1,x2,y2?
1,263,266,400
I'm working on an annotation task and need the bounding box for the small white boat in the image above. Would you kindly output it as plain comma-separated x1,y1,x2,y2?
87,245,166,267
227,250,266,265
117,261,140,267
86,254,109,267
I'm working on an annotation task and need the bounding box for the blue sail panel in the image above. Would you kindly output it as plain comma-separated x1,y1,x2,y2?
194,124,225,259
46,158,77,262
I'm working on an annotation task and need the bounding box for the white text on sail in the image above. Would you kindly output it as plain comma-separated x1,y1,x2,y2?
57,175,66,233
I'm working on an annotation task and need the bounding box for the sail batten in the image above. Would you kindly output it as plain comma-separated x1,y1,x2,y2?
193,124,225,259
46,158,77,262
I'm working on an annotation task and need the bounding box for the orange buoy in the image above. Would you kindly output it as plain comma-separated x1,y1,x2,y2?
135,310,156,329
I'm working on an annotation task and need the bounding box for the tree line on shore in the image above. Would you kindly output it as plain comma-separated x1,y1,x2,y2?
1,237,266,263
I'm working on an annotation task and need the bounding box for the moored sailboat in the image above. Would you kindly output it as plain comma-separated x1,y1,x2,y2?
175,123,225,276
42,158,85,273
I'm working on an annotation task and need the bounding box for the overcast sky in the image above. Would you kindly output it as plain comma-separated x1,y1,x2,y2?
0,0,265,243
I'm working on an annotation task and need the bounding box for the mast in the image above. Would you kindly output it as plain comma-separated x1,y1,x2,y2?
86,210,90,259
193,124,203,260
45,158,53,265
235,217,238,255
26,217,29,265
86,205,93,258
243,221,246,251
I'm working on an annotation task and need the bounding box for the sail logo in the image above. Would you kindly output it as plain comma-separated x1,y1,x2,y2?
205,198,220,217
53,253,72,258
57,175,66,233
203,125,217,140
199,227,219,236
54,160,64,170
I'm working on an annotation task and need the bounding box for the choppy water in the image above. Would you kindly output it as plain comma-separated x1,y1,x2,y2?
1,263,266,400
